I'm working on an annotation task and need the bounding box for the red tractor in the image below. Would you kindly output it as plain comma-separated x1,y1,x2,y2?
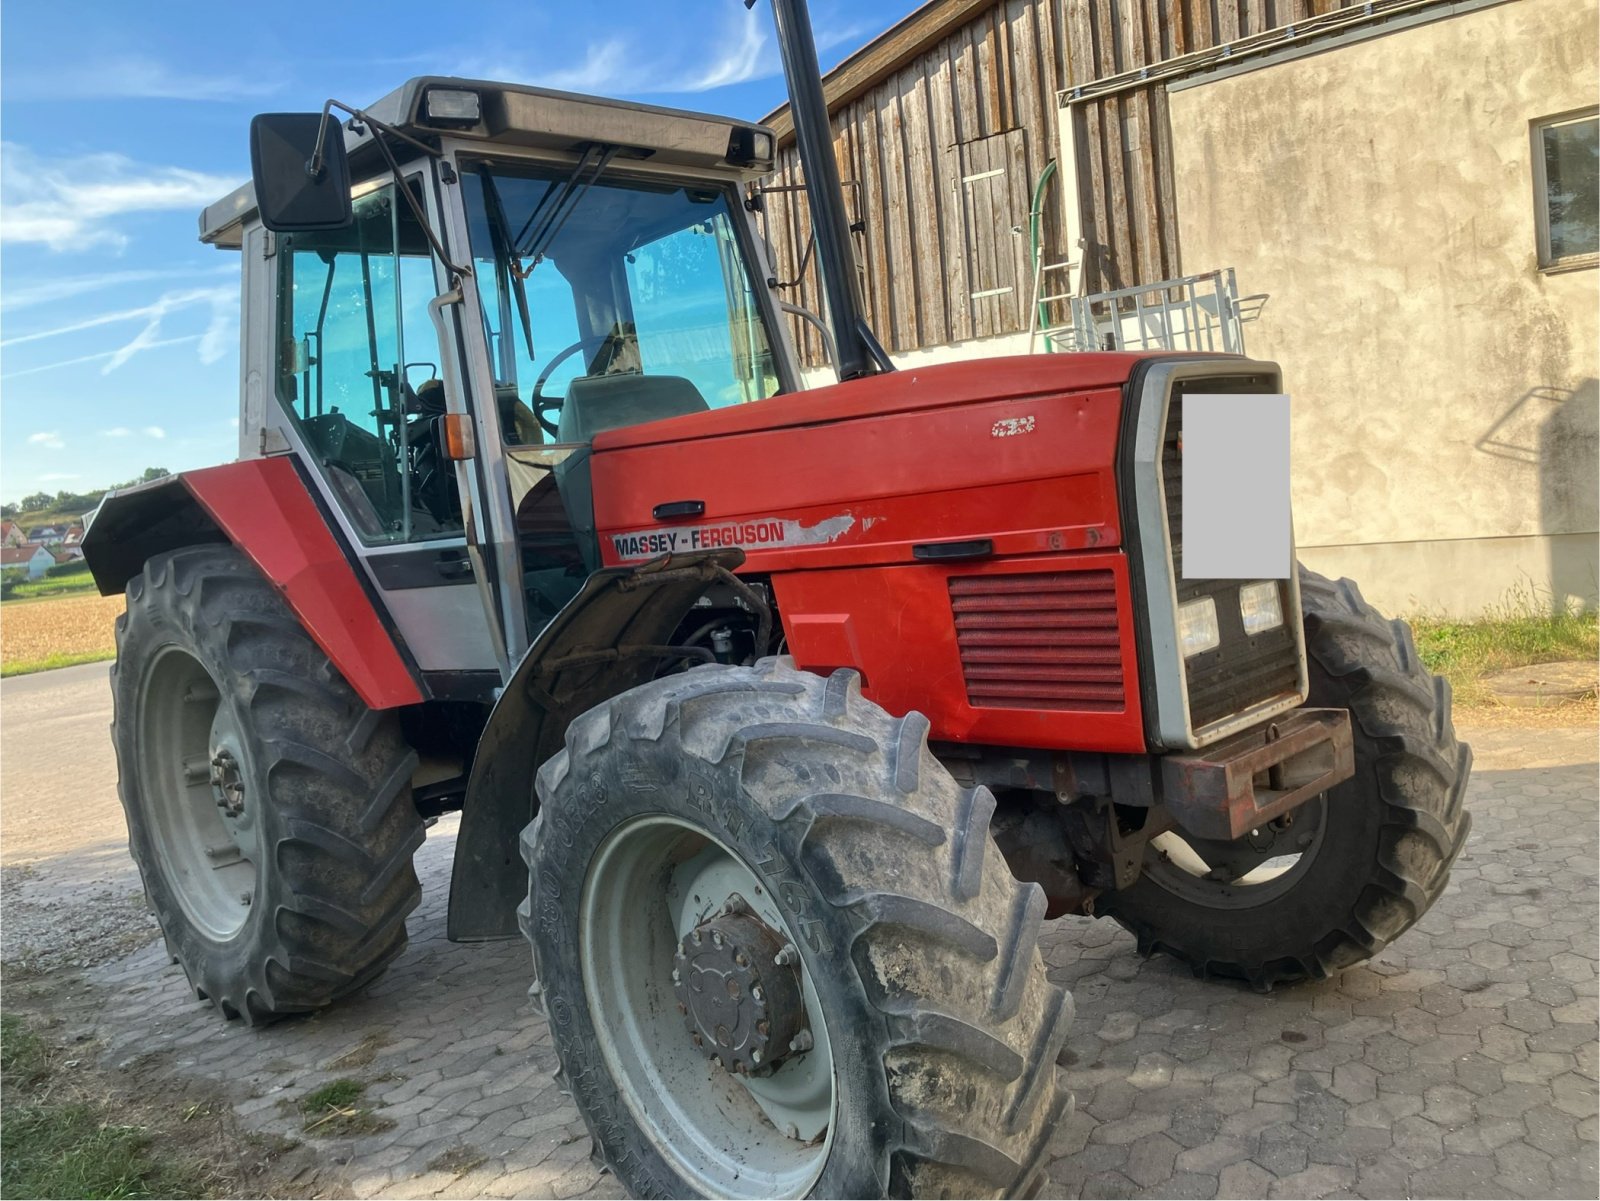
82,3,1471,1196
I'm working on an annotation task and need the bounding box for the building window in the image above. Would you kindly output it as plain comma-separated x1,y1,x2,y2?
1533,110,1598,271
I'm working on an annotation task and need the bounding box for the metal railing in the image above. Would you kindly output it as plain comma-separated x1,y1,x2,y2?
1029,265,1268,356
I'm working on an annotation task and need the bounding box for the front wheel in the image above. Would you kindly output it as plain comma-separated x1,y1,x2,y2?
520,660,1073,1198
1096,565,1473,989
112,546,425,1023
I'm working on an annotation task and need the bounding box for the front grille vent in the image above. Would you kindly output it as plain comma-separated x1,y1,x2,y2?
950,571,1125,711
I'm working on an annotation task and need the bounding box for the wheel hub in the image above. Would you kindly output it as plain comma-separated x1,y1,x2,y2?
673,895,807,1077
210,748,245,818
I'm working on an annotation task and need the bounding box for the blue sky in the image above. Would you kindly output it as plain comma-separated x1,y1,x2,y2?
0,0,907,505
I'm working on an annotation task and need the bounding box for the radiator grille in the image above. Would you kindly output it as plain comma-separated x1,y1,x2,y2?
951,572,1125,711
1164,384,1302,730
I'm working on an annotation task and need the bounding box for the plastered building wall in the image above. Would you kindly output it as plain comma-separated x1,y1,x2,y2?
1167,0,1598,616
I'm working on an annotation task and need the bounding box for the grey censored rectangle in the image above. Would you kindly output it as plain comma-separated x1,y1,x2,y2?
1180,393,1291,579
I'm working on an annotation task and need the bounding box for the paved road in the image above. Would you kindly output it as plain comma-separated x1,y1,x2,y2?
2,664,1596,1199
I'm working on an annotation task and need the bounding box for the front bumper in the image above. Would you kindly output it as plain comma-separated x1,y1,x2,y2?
1158,707,1354,841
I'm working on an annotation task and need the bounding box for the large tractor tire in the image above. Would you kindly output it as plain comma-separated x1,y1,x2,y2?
1097,566,1472,990
519,660,1073,1199
112,545,424,1024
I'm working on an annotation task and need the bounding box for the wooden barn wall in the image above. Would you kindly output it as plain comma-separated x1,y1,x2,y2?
761,0,1073,365
1062,0,1367,295
763,0,1369,365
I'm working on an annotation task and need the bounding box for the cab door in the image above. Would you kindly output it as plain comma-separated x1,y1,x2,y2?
265,174,502,690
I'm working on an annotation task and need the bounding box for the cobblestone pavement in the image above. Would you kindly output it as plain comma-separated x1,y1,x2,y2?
4,666,1596,1199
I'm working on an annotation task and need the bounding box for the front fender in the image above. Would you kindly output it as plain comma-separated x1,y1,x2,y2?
82,457,423,711
447,549,746,941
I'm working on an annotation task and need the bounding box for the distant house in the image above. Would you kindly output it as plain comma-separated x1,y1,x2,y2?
63,524,85,545
2,545,55,580
50,545,84,565
25,525,66,546
0,520,26,549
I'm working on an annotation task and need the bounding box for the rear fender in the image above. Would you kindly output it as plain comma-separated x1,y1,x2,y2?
82,458,423,710
448,549,745,941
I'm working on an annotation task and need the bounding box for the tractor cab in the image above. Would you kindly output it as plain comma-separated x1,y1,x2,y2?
202,77,795,681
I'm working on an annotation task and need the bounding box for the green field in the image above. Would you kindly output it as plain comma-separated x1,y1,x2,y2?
2,560,98,602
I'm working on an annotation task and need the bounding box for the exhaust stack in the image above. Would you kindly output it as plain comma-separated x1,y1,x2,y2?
760,0,892,380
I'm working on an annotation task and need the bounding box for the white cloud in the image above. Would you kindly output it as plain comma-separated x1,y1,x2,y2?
100,428,133,438
0,336,200,380
460,9,781,99
1,284,235,376
540,41,631,92
675,10,770,92
1,265,234,312
5,54,280,103
39,473,81,483
27,432,64,449
0,144,243,253
143,427,167,440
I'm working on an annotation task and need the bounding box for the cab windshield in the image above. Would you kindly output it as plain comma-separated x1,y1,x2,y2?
461,161,783,446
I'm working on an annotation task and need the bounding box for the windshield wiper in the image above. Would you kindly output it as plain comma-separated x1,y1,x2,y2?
477,166,536,361
513,142,623,266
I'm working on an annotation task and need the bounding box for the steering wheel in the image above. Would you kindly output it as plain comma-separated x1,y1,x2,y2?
531,336,610,439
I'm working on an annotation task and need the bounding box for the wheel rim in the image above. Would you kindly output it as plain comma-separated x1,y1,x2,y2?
1143,796,1328,909
580,815,836,1198
137,645,261,941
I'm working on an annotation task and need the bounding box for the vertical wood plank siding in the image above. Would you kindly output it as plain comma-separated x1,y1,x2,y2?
762,0,1364,364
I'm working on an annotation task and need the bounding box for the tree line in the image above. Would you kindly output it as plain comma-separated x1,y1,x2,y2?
3,468,171,519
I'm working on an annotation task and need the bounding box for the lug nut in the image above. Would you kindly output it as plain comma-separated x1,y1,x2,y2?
789,1029,813,1054
774,942,799,966
734,951,748,967
783,1123,800,1140
710,1055,723,1070
751,1048,762,1064
724,894,750,915
751,985,764,1002
711,931,723,948
692,1033,703,1047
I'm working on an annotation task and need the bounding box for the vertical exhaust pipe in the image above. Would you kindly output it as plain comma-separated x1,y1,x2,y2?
757,0,893,379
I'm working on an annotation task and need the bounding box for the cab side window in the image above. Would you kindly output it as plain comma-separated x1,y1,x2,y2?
274,184,461,543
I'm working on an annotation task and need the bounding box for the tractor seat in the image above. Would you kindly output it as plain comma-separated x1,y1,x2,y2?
556,373,709,444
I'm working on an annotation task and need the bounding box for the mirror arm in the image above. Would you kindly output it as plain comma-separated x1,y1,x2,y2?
308,98,441,179
364,128,472,280
302,97,469,281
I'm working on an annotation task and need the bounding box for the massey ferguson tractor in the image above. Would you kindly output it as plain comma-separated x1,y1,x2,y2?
81,2,1471,1196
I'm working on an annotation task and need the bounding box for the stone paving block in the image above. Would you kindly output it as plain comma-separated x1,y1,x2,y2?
34,737,1590,1201
1218,1159,1275,1197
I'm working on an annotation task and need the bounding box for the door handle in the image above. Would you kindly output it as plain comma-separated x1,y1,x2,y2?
652,499,706,520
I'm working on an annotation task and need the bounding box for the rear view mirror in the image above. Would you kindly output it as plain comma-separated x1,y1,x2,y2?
249,112,352,233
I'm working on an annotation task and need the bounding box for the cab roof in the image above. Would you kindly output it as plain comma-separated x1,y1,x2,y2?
200,76,776,248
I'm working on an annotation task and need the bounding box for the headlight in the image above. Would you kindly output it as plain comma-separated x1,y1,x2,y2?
1178,597,1220,658
1239,581,1285,635
425,89,481,124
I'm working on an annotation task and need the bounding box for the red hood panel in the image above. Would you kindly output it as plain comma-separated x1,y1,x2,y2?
592,353,1143,451
591,356,1135,573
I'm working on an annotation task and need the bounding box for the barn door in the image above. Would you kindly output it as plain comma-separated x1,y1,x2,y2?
955,128,1030,339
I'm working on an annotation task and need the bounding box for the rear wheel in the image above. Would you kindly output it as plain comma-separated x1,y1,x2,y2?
112,545,424,1023
1096,566,1473,989
520,659,1073,1198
